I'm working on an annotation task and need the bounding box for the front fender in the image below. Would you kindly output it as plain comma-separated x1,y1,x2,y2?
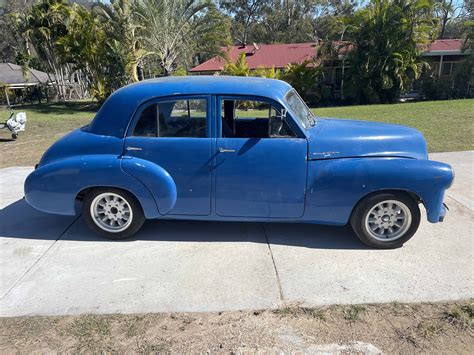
305,157,454,224
24,155,160,218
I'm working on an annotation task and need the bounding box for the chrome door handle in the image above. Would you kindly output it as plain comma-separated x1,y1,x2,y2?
218,148,236,153
126,146,142,151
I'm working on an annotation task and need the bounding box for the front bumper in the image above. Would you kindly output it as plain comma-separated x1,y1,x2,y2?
439,203,449,222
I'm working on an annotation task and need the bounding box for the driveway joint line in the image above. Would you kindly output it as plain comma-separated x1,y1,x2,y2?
445,193,473,212
261,224,284,303
0,214,82,300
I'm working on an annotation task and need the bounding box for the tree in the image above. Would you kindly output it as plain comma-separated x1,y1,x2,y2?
282,60,325,104
56,4,118,101
311,0,358,41
434,0,464,39
135,0,231,76
253,65,280,79
93,0,145,82
220,1,358,44
221,52,251,76
343,0,438,104
0,0,28,64
16,0,73,100
220,0,268,45
255,0,319,43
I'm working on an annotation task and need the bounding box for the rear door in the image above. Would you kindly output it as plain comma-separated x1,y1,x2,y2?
215,96,307,218
123,96,213,216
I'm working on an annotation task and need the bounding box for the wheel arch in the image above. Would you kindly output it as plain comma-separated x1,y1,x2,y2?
305,157,452,225
350,189,422,219
76,186,144,210
24,155,160,219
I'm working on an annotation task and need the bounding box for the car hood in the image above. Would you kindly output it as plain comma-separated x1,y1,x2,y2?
306,118,428,160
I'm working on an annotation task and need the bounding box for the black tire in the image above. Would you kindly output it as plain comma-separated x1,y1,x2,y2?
12,133,18,140
350,192,420,249
82,188,145,240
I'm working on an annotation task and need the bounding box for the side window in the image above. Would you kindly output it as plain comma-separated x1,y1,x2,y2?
133,99,207,138
133,104,157,137
221,99,296,138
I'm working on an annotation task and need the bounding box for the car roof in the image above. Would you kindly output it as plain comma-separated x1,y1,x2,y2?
89,76,293,137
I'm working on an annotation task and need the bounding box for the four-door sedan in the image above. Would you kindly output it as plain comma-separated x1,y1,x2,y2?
24,76,454,248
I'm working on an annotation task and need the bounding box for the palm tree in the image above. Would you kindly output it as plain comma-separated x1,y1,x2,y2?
343,0,437,103
17,0,72,100
282,60,325,104
93,0,146,82
135,0,230,76
222,52,250,76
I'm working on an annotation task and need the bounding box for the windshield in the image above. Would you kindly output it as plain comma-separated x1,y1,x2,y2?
284,89,316,129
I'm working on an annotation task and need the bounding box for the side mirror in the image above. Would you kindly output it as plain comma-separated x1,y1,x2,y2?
278,108,287,121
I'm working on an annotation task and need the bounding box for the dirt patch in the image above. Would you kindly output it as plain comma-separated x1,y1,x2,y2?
1,301,472,353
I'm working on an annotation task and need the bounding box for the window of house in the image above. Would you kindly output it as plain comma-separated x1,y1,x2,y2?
133,99,207,138
221,99,296,138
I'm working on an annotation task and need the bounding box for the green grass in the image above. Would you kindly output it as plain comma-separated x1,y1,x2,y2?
0,99,472,168
314,99,474,153
0,101,97,168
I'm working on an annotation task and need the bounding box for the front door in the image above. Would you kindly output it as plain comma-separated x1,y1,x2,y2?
124,96,212,216
215,97,307,218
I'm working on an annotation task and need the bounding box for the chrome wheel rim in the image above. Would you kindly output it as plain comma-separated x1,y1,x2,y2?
365,200,412,242
90,192,133,233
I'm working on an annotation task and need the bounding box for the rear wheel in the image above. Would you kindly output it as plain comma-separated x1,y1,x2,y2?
350,192,420,249
83,188,145,240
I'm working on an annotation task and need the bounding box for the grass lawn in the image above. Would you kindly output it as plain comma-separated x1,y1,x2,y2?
314,99,474,153
0,101,98,168
0,99,472,168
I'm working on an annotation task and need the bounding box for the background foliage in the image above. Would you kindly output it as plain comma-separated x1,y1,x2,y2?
0,0,472,104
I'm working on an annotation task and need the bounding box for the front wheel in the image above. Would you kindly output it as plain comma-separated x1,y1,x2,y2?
350,192,421,249
83,188,145,240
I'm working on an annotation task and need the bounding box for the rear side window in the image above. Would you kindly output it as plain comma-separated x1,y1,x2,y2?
133,99,207,138
133,104,157,137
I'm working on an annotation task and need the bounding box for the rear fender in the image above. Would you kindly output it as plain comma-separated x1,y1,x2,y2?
24,155,160,218
121,157,177,215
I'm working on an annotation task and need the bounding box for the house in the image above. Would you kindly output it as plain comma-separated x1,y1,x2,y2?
190,42,320,74
0,63,54,105
421,39,468,79
190,39,470,97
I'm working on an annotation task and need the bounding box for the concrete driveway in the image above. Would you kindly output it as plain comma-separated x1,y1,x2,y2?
1,151,473,317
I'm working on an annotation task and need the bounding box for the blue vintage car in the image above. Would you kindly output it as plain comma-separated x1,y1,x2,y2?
24,76,454,248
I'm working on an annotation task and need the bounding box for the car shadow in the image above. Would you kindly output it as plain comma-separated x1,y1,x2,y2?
0,199,369,250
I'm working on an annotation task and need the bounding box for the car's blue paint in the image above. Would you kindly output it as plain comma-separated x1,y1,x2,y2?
304,157,453,225
121,157,177,215
123,138,212,215
215,138,308,218
25,155,160,219
307,118,428,160
38,126,124,167
24,76,454,227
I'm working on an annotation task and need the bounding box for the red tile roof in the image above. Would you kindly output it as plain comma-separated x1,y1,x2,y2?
190,43,318,72
190,39,464,72
426,39,464,52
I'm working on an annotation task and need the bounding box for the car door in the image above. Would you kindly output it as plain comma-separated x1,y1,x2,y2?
123,96,213,216
215,96,307,218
